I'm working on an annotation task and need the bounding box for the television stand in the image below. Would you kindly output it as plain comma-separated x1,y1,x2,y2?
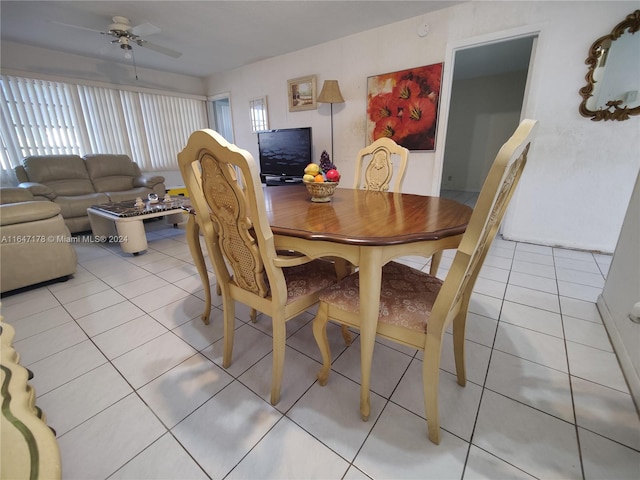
263,176,303,186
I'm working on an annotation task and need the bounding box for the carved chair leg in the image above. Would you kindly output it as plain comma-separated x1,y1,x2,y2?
423,336,442,445
222,299,235,369
270,318,286,405
250,309,258,323
312,302,332,386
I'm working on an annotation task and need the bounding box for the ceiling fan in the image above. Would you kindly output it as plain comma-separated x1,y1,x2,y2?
103,16,181,59
57,15,182,59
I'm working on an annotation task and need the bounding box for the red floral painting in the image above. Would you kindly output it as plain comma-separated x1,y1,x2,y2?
366,63,443,150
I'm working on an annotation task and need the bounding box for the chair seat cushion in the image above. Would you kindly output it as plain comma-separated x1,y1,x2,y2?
282,259,338,303
318,261,443,333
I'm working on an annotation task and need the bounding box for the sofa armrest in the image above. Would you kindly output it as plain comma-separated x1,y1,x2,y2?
0,201,62,227
133,175,165,188
0,187,35,205
18,182,56,200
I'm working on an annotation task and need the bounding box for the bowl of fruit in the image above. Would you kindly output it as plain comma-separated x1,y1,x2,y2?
302,151,340,202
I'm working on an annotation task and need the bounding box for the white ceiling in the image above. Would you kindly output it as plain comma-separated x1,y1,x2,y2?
1,1,464,78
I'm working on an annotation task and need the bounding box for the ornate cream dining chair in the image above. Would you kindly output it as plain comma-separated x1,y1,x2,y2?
178,129,338,405
312,119,538,444
353,137,409,192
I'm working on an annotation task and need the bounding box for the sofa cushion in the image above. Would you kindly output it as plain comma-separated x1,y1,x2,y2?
54,193,109,219
22,155,95,196
0,187,35,205
1,201,62,226
83,154,138,192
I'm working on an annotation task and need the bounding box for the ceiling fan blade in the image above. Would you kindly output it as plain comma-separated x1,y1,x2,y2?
135,39,182,58
131,22,160,37
49,20,104,34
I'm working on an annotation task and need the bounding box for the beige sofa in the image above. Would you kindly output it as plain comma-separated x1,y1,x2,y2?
14,154,165,233
0,188,77,293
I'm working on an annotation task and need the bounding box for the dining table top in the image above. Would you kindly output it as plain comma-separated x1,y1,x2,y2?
262,185,473,246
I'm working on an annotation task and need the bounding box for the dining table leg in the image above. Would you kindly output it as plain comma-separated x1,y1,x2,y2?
357,247,384,421
186,214,212,325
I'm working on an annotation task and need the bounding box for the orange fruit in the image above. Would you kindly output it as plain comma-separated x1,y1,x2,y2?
314,174,324,183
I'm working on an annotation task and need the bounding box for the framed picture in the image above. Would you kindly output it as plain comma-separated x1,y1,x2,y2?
287,75,317,112
366,63,443,151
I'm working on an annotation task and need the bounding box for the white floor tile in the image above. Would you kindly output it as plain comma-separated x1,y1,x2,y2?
566,341,628,393
392,361,483,441
331,336,413,399
137,353,233,428
508,271,558,294
464,446,536,479
110,433,209,480
560,296,602,323
493,322,568,372
149,294,207,329
112,332,198,388
8,305,73,341
288,372,385,460
1,289,60,320
14,320,88,365
129,284,190,313
228,417,350,479
354,402,468,479
239,347,321,412
29,340,107,395
563,315,613,351
440,335,492,386
203,323,273,376
473,390,582,479
56,393,166,479
578,427,640,480
75,300,146,337
485,350,574,422
38,363,132,435
170,309,225,351
64,288,127,319
572,376,640,450
558,281,603,303
500,300,563,338
92,315,168,359
505,284,560,313
171,381,281,479
510,259,556,279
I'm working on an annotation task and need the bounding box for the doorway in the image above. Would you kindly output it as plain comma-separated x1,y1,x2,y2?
440,35,537,207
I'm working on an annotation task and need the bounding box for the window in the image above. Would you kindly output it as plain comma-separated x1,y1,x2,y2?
249,96,269,132
0,75,207,171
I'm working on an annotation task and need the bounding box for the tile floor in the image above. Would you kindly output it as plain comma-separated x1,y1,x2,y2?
2,219,639,479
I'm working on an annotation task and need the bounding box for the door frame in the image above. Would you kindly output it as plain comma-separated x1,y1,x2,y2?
431,24,545,197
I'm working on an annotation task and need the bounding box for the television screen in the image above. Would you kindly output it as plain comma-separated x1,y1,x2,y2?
257,127,312,183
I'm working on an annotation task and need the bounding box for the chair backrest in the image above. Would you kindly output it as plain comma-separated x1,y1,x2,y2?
178,129,283,300
430,119,538,335
353,137,409,192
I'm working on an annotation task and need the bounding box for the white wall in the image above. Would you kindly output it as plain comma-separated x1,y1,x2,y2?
206,1,640,253
0,41,206,96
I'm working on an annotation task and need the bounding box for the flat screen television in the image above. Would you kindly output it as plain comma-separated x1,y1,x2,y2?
257,127,312,184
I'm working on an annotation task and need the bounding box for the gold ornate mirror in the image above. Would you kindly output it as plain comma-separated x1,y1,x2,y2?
579,10,640,121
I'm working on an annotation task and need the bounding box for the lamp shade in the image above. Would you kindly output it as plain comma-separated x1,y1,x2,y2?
317,80,345,104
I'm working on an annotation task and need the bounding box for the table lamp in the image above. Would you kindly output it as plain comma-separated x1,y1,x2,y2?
317,80,345,161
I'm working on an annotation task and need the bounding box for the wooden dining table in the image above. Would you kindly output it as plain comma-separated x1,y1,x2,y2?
187,184,472,418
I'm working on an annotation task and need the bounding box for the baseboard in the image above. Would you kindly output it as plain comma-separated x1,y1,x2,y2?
597,294,640,410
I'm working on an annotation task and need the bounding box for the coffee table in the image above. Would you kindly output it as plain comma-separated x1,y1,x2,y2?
87,198,187,254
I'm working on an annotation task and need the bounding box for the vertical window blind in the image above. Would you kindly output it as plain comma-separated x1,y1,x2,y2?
0,75,207,172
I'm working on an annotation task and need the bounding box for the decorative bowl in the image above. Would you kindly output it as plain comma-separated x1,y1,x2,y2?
304,181,339,202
